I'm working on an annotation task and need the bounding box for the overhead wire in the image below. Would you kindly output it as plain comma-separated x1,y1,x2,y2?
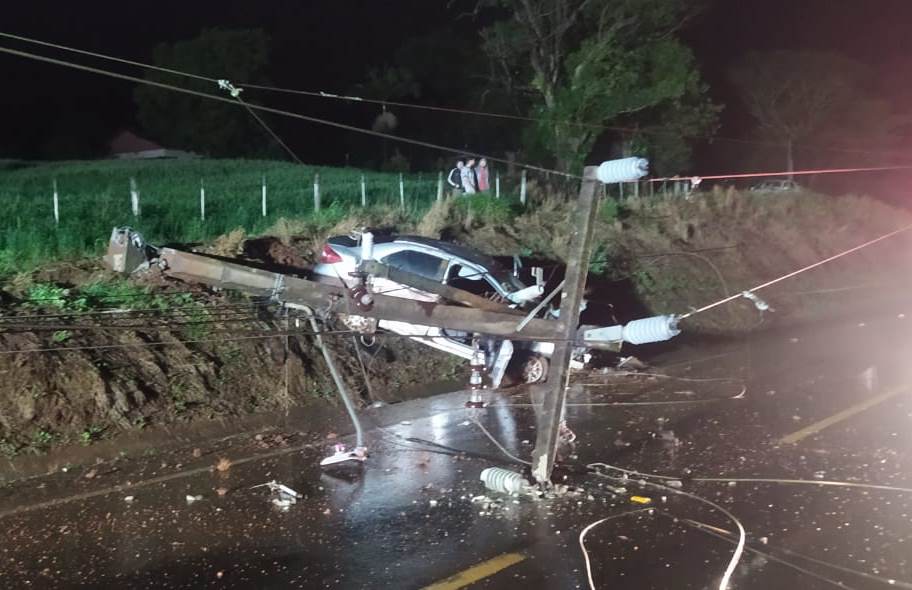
0,44,578,179
651,164,912,183
5,37,912,184
679,222,912,320
4,30,910,162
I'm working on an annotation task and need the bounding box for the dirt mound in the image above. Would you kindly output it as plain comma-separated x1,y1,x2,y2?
0,278,460,458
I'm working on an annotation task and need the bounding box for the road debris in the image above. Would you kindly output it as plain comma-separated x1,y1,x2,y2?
215,457,232,472
480,467,531,495
629,496,653,505
185,494,203,504
251,480,303,511
617,356,648,371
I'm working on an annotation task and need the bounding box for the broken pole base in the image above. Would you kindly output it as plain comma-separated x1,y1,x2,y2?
530,167,600,485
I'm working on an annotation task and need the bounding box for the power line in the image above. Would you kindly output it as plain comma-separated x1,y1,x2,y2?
0,300,275,322
0,43,578,179
651,164,912,183
679,222,912,320
0,31,217,83
0,39,912,192
3,30,908,161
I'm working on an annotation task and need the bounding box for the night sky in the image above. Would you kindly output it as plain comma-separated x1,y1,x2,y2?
3,0,911,177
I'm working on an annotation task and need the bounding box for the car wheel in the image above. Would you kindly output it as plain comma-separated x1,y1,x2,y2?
357,333,381,352
520,354,549,384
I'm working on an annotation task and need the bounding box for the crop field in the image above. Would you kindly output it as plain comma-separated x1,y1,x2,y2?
0,158,449,274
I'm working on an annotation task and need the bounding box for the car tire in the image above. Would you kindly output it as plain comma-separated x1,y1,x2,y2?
520,354,549,384
356,333,381,353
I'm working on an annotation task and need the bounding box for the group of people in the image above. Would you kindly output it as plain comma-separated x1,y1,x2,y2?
447,157,490,195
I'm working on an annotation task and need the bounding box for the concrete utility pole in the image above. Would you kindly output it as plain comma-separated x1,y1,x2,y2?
530,166,601,484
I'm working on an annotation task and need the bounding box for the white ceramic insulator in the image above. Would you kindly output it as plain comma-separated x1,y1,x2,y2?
480,467,528,495
360,232,374,261
622,314,680,345
596,157,649,184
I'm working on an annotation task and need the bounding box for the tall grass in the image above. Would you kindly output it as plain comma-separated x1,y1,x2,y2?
0,158,447,274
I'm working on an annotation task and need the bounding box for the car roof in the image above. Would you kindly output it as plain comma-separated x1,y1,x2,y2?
393,235,500,269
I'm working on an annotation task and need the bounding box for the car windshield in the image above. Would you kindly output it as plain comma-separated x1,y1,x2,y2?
394,237,528,293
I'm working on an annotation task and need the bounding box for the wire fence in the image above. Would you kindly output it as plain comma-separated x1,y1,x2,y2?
0,159,539,273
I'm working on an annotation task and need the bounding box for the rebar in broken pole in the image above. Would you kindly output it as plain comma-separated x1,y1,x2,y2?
530,166,600,484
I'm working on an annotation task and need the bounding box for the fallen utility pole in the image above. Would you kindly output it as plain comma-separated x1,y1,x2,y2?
530,166,600,484
154,247,604,346
361,260,521,315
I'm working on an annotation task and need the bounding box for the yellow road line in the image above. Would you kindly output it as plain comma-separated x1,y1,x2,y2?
779,386,908,445
421,552,526,590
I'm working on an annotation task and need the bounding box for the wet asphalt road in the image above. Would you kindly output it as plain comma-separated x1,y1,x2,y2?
3,299,912,589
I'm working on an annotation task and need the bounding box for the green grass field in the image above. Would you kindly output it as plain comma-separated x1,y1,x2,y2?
0,158,458,274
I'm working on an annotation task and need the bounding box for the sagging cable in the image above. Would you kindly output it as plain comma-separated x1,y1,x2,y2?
587,462,912,495
677,517,861,590
590,469,746,590
579,508,656,590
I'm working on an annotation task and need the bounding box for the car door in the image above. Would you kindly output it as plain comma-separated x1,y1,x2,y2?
375,248,449,302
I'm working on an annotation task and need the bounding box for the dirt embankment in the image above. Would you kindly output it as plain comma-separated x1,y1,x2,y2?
3,187,909,459
0,260,461,458
414,187,912,333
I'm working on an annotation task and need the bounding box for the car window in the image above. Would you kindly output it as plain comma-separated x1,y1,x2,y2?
445,263,501,297
383,250,447,281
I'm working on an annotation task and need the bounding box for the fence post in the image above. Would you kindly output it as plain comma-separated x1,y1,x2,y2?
259,175,266,217
619,181,625,200
130,177,140,218
399,173,405,209
313,173,321,212
436,171,444,202
361,175,367,208
633,180,640,199
199,179,206,221
52,179,59,225
520,169,527,206
495,172,501,199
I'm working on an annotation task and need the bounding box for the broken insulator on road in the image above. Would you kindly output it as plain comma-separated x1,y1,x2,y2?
480,467,531,495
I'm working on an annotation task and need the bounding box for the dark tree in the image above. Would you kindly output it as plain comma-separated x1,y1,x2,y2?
134,29,272,157
479,0,719,173
729,51,871,174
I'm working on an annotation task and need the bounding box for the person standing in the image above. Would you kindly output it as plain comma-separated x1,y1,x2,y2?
476,158,490,192
447,160,465,196
461,158,477,194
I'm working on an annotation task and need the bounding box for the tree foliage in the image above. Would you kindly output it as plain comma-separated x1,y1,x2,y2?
134,29,272,157
480,0,719,173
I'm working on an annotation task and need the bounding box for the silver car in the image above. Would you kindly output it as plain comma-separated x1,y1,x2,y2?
312,234,568,383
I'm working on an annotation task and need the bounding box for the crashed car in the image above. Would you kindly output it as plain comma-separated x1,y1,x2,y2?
313,233,579,383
